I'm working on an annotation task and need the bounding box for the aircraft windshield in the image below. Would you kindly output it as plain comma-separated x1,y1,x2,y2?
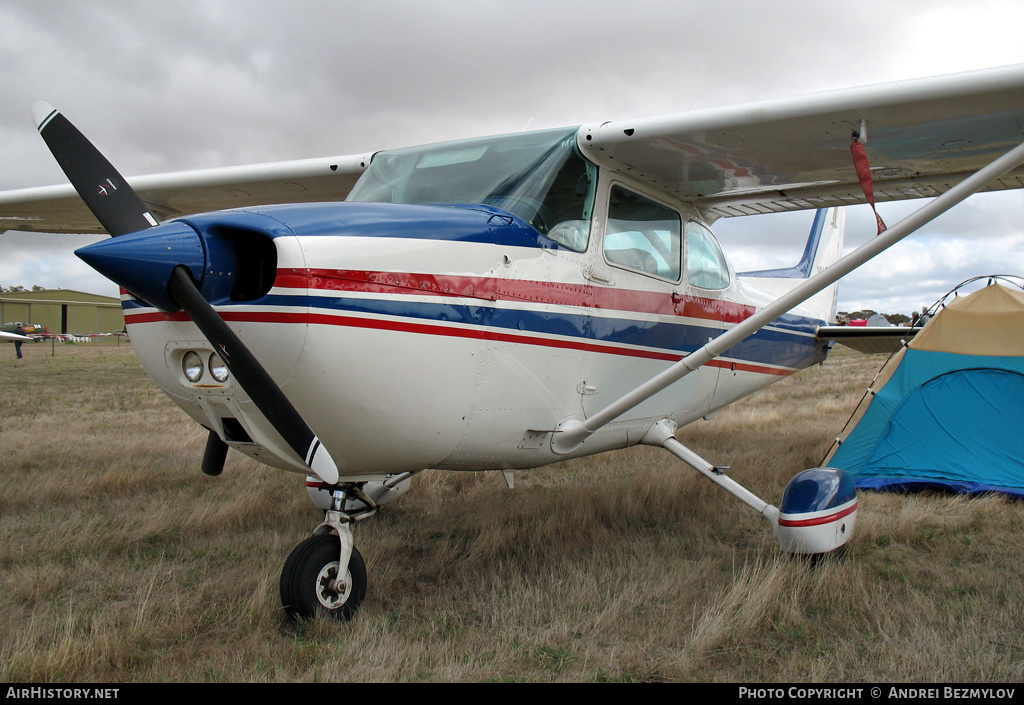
347,127,595,249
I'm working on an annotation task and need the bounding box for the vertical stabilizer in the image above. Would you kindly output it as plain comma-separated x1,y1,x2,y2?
738,207,846,322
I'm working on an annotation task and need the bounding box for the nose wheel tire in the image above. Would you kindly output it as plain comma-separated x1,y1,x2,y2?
280,534,367,621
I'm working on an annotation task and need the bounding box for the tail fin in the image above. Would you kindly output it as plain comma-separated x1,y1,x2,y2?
737,207,846,322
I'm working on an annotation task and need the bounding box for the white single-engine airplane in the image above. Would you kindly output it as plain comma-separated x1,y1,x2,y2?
3,64,1024,621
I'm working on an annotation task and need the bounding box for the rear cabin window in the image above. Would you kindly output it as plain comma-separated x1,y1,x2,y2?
685,221,731,290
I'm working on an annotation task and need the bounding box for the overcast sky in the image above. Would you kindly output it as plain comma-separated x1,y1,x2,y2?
3,0,1024,315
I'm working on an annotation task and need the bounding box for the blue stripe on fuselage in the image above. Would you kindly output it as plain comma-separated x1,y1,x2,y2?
124,293,826,370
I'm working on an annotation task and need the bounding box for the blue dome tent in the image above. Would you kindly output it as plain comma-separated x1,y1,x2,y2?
824,280,1024,498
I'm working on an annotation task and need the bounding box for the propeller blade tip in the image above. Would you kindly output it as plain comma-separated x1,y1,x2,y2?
308,440,340,485
32,101,57,131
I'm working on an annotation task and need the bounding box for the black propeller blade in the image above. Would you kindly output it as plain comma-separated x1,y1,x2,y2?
35,103,340,484
33,102,159,237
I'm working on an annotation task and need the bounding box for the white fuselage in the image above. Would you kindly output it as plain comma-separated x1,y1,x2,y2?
123,200,827,481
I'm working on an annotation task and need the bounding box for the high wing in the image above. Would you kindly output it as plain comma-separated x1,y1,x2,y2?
579,63,1024,219
3,64,1024,233
0,151,370,234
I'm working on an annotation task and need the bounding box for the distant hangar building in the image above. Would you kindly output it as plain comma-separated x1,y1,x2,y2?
0,289,123,335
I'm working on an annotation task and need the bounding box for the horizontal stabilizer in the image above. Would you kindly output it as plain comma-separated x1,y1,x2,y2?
817,326,918,354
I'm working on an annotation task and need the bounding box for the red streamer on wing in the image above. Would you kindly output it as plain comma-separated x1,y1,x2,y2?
851,135,887,235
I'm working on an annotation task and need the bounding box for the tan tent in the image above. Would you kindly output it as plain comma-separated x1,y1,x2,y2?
824,281,1024,497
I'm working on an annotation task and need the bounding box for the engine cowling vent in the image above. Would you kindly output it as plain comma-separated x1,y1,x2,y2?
201,224,279,304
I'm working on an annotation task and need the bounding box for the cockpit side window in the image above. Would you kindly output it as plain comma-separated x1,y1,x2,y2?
535,150,596,252
603,185,681,281
685,221,731,290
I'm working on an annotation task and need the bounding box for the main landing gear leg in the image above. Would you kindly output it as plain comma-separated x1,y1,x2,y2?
280,485,370,621
642,420,857,557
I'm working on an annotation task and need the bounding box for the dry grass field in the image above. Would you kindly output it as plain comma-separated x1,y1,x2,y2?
1,340,1022,682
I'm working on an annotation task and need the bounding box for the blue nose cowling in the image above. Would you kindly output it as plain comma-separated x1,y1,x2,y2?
75,221,205,312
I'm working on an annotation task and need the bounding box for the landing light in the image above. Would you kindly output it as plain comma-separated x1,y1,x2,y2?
209,353,229,382
183,351,204,382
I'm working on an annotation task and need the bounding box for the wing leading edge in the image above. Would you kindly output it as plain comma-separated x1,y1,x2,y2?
0,152,371,234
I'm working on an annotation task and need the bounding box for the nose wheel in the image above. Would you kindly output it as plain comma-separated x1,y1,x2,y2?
280,533,367,621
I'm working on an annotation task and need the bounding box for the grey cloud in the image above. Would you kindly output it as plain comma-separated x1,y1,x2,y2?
3,0,1024,312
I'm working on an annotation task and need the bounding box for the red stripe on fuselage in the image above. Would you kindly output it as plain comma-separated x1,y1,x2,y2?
276,269,756,324
122,307,792,377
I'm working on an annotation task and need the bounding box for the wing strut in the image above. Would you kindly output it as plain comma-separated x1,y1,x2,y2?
551,138,1024,455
